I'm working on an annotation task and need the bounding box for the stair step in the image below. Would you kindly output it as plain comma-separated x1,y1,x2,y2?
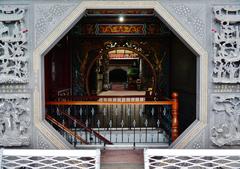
101,150,144,169
101,163,144,169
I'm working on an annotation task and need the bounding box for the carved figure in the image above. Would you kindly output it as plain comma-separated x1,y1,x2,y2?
0,21,9,38
0,42,11,58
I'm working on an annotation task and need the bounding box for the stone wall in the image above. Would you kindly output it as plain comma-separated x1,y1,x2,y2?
0,0,239,149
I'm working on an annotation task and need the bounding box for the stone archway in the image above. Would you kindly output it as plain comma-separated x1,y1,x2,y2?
33,1,208,149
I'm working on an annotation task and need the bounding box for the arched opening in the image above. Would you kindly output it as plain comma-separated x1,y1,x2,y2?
86,47,156,94
109,69,127,82
109,68,127,90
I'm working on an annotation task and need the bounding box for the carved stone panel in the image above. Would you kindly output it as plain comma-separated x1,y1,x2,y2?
160,3,205,45
213,84,240,93
0,6,29,84
34,4,77,46
213,6,240,83
184,129,206,149
0,149,2,166
0,94,30,147
211,94,240,147
37,133,51,149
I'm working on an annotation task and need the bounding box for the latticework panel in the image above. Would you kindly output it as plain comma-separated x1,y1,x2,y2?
1,149,100,169
144,149,240,169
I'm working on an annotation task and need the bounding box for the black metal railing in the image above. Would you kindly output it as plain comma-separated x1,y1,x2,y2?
46,93,179,147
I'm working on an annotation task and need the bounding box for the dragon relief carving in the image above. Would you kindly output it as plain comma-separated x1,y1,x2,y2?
0,6,28,83
211,95,240,147
213,6,240,83
0,95,30,146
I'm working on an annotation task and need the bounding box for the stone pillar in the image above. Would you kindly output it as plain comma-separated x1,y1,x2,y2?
97,73,103,93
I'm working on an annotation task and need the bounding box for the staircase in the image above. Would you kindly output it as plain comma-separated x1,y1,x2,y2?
101,150,144,169
46,111,112,145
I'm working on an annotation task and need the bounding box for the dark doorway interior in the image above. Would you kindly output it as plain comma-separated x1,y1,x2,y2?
109,69,127,83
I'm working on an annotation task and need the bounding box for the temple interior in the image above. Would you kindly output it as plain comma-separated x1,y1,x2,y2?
44,9,197,141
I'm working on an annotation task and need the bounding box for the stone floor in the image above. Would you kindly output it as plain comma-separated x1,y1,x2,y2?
101,150,144,169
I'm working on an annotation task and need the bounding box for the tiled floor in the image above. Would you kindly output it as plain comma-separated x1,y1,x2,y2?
98,90,146,96
101,150,144,169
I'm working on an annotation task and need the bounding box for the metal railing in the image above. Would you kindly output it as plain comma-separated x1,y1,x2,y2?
144,149,240,169
1,149,100,169
46,93,178,147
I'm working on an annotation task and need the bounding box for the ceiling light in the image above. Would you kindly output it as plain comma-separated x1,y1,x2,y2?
119,16,124,22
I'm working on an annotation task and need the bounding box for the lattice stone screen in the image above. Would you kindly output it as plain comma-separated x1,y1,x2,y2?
1,149,100,169
144,149,240,169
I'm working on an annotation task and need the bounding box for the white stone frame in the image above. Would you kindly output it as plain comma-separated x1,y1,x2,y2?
33,1,208,149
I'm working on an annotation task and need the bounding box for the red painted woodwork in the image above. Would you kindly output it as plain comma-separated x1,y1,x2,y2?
46,114,89,144
171,92,179,142
44,36,72,101
51,108,112,144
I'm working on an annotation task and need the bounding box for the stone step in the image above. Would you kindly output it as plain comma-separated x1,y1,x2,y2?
101,149,144,169
101,163,144,169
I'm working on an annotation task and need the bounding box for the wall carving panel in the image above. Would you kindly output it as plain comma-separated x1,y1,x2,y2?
211,94,240,147
213,6,240,83
0,94,30,147
0,6,29,84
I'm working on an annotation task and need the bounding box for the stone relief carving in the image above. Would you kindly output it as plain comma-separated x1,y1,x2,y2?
37,134,50,149
213,6,240,83
0,149,2,166
162,4,205,45
211,95,240,147
0,94,30,147
0,6,28,84
192,142,201,149
214,84,240,93
184,129,205,149
173,5,204,39
0,84,28,93
35,4,76,46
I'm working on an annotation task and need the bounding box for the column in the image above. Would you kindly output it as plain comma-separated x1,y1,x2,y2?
139,58,142,78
